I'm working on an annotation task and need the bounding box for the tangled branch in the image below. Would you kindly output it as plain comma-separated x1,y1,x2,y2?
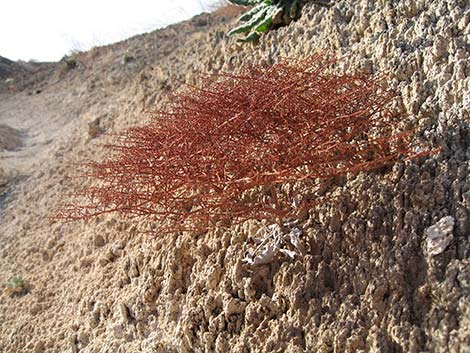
59,55,425,233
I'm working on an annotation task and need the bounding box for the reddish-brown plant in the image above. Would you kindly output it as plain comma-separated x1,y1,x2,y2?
60,55,422,233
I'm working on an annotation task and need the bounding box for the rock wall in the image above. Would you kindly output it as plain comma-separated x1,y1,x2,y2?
0,1,468,352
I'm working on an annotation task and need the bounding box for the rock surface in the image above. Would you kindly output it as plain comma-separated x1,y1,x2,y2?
0,124,23,151
0,0,469,352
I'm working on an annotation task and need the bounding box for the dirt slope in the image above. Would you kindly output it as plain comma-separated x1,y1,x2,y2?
0,1,469,352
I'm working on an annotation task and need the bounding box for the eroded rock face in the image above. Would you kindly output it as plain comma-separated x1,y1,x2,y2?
0,124,22,151
0,0,468,352
0,56,53,92
0,56,23,80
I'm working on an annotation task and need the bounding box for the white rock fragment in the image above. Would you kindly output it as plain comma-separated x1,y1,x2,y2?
278,248,297,260
288,227,305,253
426,216,455,256
243,241,277,266
243,220,305,266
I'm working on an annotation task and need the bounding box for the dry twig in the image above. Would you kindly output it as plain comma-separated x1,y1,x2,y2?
58,55,427,233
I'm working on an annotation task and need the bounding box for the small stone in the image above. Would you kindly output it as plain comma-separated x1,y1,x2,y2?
68,335,78,353
119,303,130,322
88,311,99,328
98,256,109,267
87,117,105,139
113,324,124,339
77,332,89,346
30,303,42,315
33,341,45,353
79,256,94,268
426,216,455,256
128,262,139,278
93,234,105,247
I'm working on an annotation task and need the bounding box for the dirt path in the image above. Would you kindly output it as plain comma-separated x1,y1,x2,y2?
0,90,73,176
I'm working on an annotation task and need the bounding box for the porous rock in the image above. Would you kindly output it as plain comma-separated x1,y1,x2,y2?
0,0,468,352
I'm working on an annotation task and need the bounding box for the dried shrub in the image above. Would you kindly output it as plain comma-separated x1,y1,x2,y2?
59,55,427,233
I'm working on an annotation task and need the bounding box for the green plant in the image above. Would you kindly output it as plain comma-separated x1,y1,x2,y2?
123,53,135,64
227,0,331,42
4,275,25,296
63,56,78,70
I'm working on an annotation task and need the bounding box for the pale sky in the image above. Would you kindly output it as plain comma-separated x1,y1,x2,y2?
0,0,221,62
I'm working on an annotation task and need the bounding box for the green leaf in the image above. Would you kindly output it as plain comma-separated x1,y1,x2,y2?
228,6,270,35
7,275,24,289
254,5,282,33
228,0,264,6
228,0,309,43
239,3,268,22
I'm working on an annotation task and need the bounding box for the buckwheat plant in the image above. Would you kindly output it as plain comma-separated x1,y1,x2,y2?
227,0,332,42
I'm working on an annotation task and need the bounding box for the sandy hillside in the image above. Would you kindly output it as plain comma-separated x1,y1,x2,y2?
0,1,469,352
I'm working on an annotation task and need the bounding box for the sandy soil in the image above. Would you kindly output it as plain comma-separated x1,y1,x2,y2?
0,1,469,352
